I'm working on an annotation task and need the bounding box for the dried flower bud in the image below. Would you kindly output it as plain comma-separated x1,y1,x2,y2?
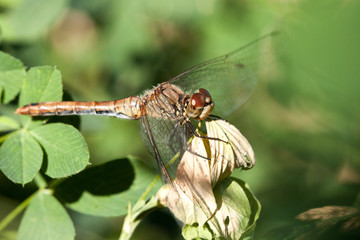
205,119,255,185
157,119,256,239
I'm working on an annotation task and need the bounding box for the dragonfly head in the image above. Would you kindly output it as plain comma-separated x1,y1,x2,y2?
185,88,214,120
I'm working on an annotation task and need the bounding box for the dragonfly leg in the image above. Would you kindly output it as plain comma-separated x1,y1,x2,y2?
208,114,222,119
179,122,211,161
167,121,211,161
185,120,228,144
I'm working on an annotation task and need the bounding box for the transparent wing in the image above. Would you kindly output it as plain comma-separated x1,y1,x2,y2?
169,32,278,116
139,104,187,183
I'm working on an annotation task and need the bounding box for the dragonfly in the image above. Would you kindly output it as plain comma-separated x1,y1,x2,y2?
15,33,276,193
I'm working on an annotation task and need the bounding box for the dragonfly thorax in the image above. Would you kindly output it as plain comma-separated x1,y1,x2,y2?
185,88,214,121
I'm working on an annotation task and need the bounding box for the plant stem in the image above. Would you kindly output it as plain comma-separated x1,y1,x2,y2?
47,177,66,189
139,152,180,201
139,174,160,201
34,173,47,189
0,191,38,233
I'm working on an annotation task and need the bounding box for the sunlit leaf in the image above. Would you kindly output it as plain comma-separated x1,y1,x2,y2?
0,0,22,9
18,191,75,240
1,0,69,42
212,178,260,240
209,178,259,240
30,123,89,178
0,51,25,103
54,156,160,217
182,224,213,240
0,130,42,184
19,66,63,107
240,181,261,240
0,116,20,131
18,66,63,128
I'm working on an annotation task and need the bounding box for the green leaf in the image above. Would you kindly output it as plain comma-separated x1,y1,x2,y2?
182,224,213,240
1,0,69,42
19,66,63,127
0,51,25,103
0,116,20,131
234,179,261,240
19,66,63,106
30,123,89,178
18,191,75,240
0,0,22,9
181,178,261,240
0,130,43,184
54,156,160,217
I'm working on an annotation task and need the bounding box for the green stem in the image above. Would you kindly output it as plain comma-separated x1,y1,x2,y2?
119,152,182,240
139,174,161,201
138,152,180,201
34,173,47,189
0,191,38,233
47,177,66,189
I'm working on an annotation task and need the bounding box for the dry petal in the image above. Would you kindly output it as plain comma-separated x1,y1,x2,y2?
158,136,217,225
205,119,255,185
157,119,256,239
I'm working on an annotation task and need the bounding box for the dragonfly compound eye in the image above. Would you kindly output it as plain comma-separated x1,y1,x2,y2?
198,88,212,104
186,90,214,120
190,93,205,109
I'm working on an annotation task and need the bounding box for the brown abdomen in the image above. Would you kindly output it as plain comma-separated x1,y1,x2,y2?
15,96,142,120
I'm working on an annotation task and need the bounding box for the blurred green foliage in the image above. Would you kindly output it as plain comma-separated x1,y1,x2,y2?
0,0,359,239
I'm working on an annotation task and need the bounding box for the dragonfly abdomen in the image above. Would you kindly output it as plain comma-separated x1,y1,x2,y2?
15,96,142,120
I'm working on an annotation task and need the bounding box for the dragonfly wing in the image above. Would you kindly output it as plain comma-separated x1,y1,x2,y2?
169,32,278,117
139,110,186,183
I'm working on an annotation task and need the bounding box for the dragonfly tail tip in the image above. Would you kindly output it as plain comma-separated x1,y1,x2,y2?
14,107,26,115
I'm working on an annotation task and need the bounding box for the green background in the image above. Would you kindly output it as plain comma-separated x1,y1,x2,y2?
0,0,359,239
